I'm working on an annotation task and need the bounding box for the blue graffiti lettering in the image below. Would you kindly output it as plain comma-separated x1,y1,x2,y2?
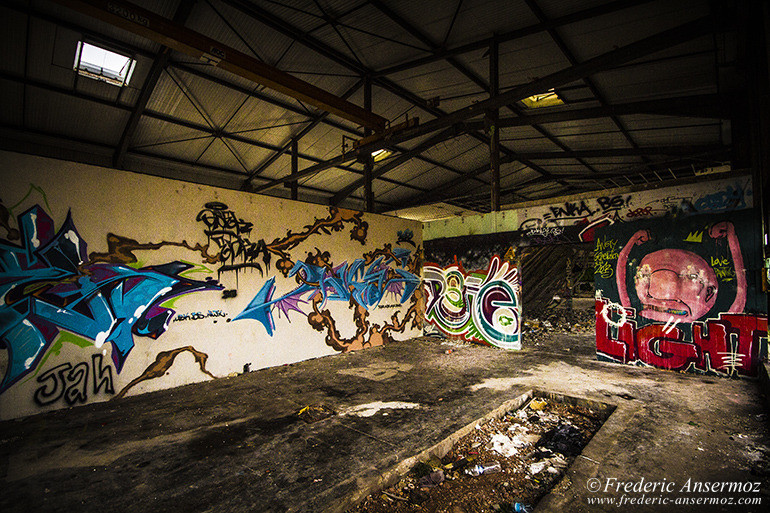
234,248,420,336
0,205,222,392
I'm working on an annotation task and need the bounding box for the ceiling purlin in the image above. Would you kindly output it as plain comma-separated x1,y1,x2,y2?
523,0,654,172
10,0,448,195
6,3,365,138
371,0,661,192
374,0,656,78
227,2,473,187
393,152,526,211
113,0,197,170
311,0,365,67
243,79,363,185
382,15,717,193
204,0,265,62
370,0,648,203
126,146,400,209
18,2,460,194
329,125,461,205
444,142,732,206
165,68,250,171
51,0,387,130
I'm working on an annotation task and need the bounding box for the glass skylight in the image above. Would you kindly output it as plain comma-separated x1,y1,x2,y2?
521,89,564,109
74,41,135,87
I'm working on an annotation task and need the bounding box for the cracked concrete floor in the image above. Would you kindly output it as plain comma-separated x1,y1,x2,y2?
1,334,768,512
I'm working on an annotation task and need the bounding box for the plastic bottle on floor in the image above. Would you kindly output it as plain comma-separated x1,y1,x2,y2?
464,461,502,476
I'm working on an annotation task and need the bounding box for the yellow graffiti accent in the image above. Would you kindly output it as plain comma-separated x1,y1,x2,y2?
684,231,703,243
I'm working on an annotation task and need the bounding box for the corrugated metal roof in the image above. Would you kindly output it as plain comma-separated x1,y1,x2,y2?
0,0,740,221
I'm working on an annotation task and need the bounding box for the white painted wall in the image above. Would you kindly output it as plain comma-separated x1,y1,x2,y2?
0,151,423,419
424,175,753,241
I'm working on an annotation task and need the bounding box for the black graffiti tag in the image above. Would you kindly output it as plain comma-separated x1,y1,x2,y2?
33,354,114,407
197,202,269,274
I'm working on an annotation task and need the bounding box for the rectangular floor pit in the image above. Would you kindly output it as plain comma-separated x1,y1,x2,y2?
346,390,615,513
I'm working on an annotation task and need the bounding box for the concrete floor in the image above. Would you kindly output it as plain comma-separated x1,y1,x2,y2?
1,334,768,513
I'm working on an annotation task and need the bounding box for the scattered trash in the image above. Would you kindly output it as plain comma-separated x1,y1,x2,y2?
418,470,445,488
350,400,605,513
490,434,519,458
444,456,476,472
465,461,502,476
343,401,420,417
529,399,548,411
527,461,548,475
497,502,533,513
536,423,585,456
295,404,336,423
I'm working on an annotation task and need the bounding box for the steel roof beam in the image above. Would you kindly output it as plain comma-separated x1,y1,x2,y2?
524,0,651,169
329,125,462,205
373,0,655,77
112,0,195,170
4,3,367,137
51,0,387,130
220,0,515,183
250,15,716,194
0,71,427,194
461,94,729,130
370,0,559,184
0,123,399,205
243,79,364,187
493,145,728,159
372,16,717,150
386,153,522,211
7,0,481,191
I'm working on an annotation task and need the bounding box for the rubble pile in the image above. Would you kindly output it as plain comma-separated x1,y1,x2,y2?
349,399,604,513
523,308,595,335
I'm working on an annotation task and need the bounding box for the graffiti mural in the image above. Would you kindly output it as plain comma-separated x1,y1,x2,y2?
516,176,753,244
0,204,223,395
594,210,767,377
196,203,368,279
423,256,521,350
236,244,422,352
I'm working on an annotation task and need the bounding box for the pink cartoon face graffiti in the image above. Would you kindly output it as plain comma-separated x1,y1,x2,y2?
616,222,746,323
633,249,717,322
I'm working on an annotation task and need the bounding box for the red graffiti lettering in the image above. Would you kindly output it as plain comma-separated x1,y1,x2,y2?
595,299,767,377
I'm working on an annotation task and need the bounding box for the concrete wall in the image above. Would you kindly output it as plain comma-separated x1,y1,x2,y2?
0,151,423,419
424,175,754,244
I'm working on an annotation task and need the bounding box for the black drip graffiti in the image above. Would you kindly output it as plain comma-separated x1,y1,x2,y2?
33,354,114,407
196,202,270,281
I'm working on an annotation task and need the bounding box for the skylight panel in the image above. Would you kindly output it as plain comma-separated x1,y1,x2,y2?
74,41,135,87
521,89,564,109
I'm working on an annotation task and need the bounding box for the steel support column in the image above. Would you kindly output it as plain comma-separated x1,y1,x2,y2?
489,37,500,212
363,76,374,212
290,139,298,201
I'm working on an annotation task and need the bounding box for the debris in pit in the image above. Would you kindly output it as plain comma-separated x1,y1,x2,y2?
348,400,605,513
535,423,585,456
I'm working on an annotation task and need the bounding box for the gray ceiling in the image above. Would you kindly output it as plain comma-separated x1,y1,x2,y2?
0,0,742,220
